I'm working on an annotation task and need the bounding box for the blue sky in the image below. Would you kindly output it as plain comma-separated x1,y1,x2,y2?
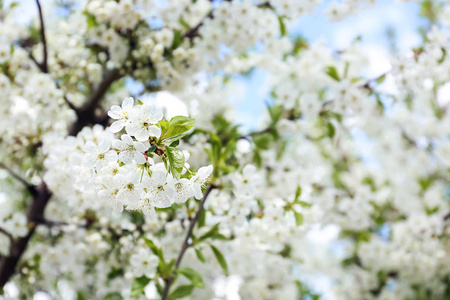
233,0,428,131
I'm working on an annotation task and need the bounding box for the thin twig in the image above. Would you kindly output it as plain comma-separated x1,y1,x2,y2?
161,185,216,300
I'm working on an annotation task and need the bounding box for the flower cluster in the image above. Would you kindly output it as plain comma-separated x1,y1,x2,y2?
83,97,213,214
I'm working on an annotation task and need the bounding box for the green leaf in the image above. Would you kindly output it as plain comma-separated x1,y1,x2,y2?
169,284,195,299
170,140,180,147
327,122,336,138
199,223,220,241
148,145,157,153
209,133,222,164
9,2,18,9
268,105,283,125
177,268,205,289
77,292,86,300
169,116,196,126
326,66,340,81
137,99,143,105
376,73,386,84
253,149,262,168
143,238,163,259
294,186,302,202
131,276,151,297
163,132,190,144
210,245,228,276
253,133,273,150
83,10,98,29
195,248,206,263
297,201,312,208
294,211,303,226
278,16,287,37
165,146,185,180
197,209,206,228
159,120,170,138
179,17,190,29
162,117,195,143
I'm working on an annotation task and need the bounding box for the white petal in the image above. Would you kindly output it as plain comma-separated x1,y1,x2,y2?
122,97,134,109
119,151,133,164
153,171,167,185
98,139,111,153
83,154,96,167
164,186,175,199
134,142,145,152
193,185,203,200
147,125,161,138
83,141,97,153
243,164,256,177
135,153,146,165
110,119,126,133
112,139,125,150
108,105,122,119
134,129,150,142
105,151,118,162
121,134,133,144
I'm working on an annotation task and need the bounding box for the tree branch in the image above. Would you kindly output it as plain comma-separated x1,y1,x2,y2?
0,163,36,196
68,68,121,136
0,182,50,289
35,0,48,73
0,228,13,243
161,185,216,300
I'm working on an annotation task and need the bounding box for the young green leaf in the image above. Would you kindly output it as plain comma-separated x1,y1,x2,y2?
169,284,195,299
165,146,185,180
278,16,287,37
177,268,205,289
130,276,151,297
199,223,220,241
294,211,304,226
194,248,206,263
210,245,228,276
294,186,302,202
159,120,170,138
208,133,222,164
169,116,196,127
326,66,340,81
327,122,336,138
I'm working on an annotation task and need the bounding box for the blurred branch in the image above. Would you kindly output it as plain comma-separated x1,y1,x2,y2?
161,185,216,300
0,228,13,243
68,68,121,136
0,182,50,289
33,0,48,73
0,163,36,196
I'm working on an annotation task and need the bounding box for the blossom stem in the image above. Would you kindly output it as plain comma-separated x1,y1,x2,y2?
161,185,216,300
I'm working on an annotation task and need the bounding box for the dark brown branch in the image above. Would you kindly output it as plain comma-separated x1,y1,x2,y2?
0,163,36,196
0,228,13,243
182,11,214,40
161,185,215,300
68,68,121,136
35,0,48,73
0,182,50,289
